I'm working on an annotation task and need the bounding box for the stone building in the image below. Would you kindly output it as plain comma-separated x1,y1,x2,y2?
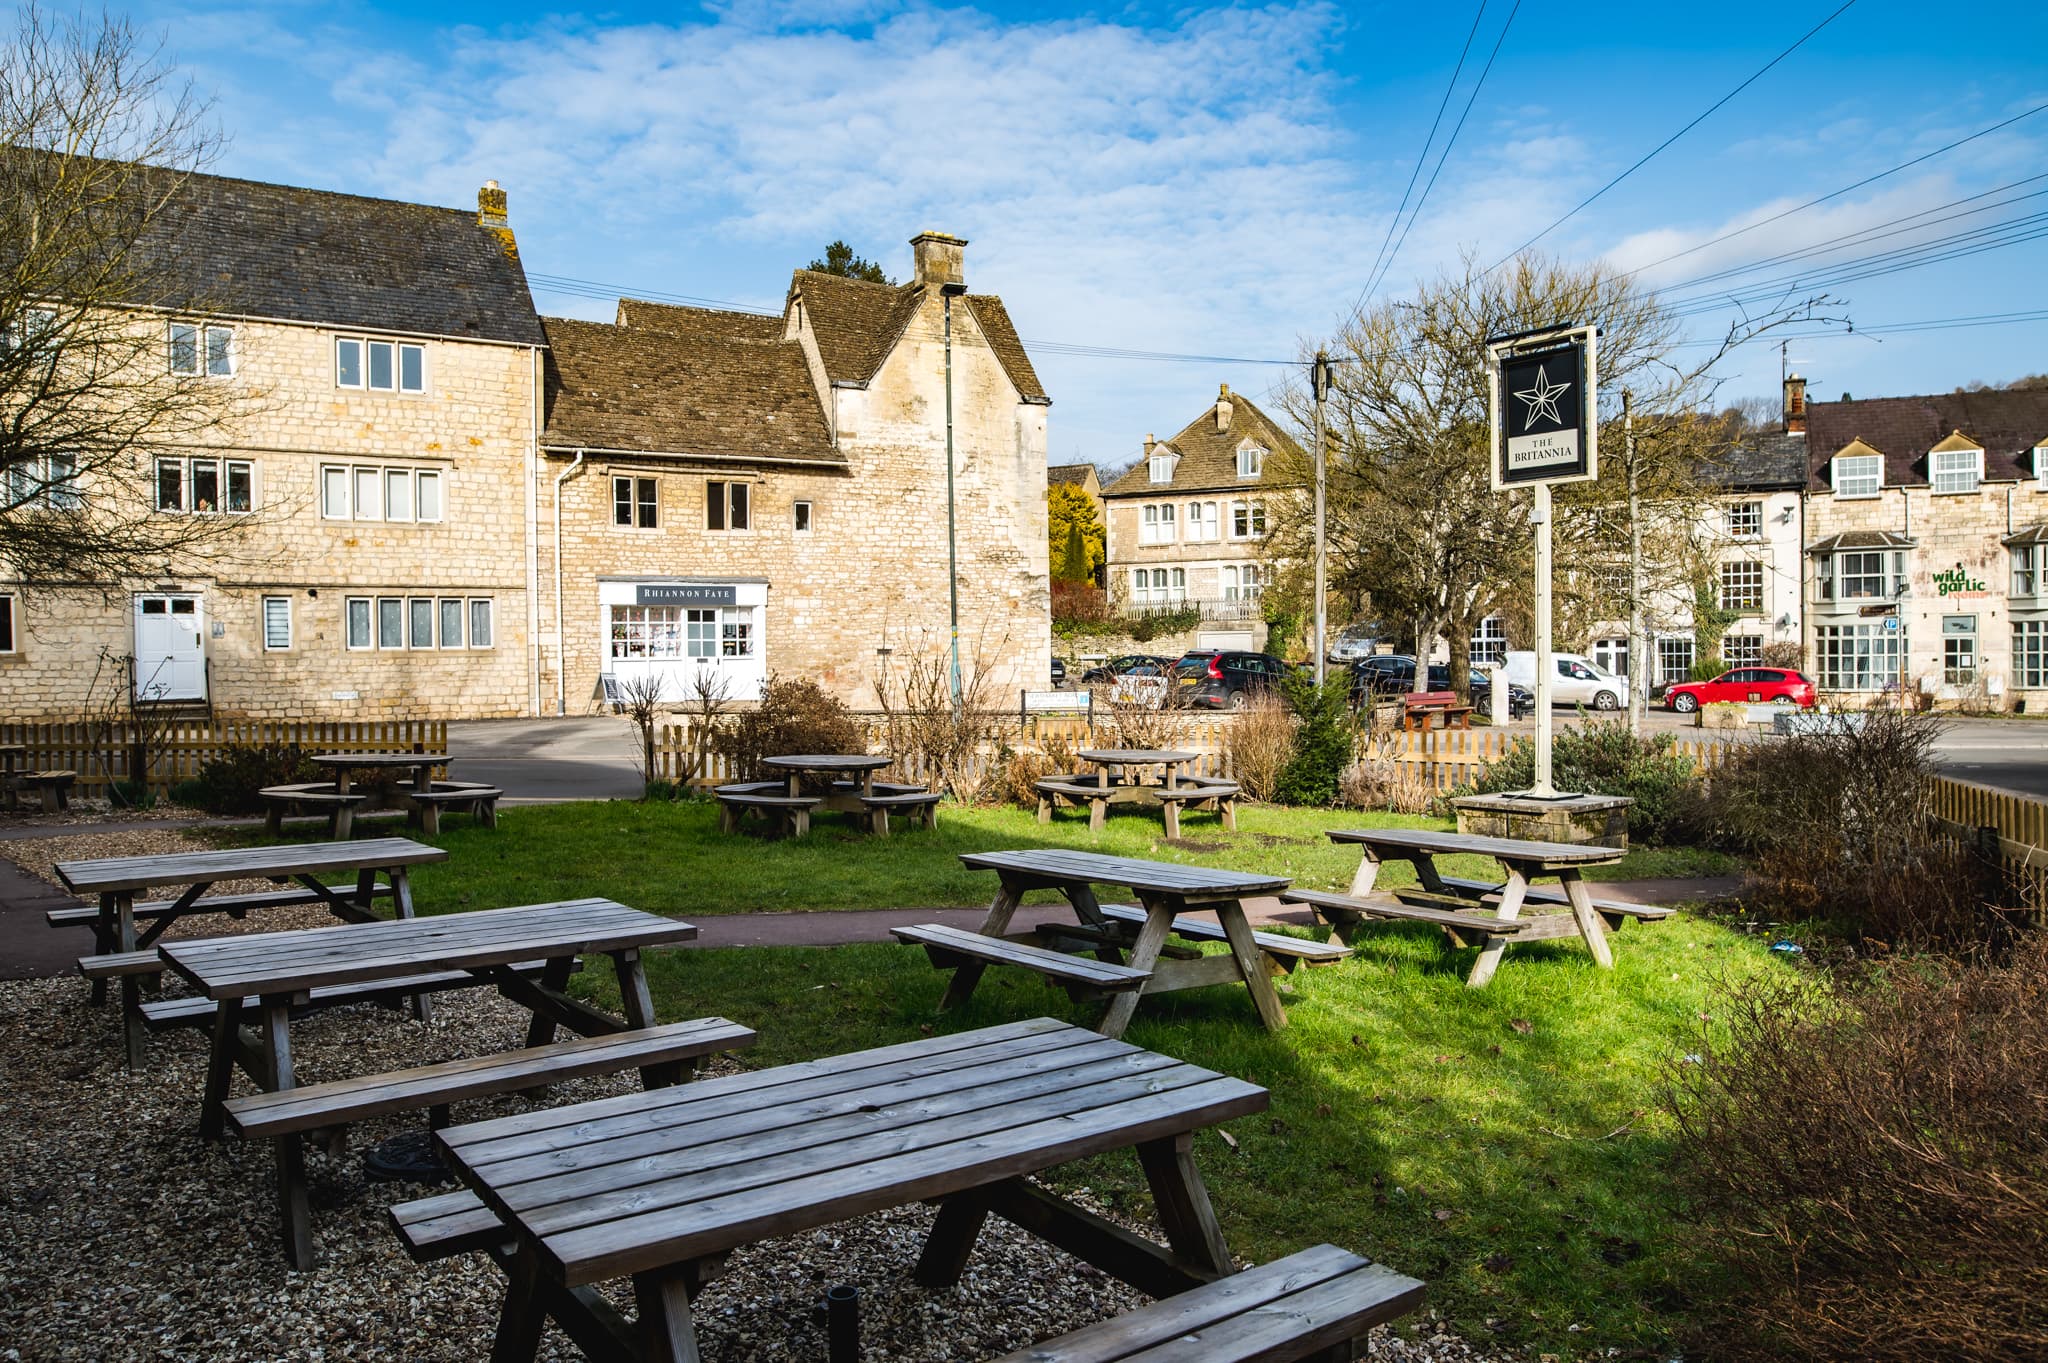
1801,383,2048,706
1100,385,1297,620
534,233,1052,711
0,172,545,720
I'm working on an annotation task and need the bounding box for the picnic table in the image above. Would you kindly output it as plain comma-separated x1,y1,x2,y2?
1037,749,1239,837
899,849,1329,1037
292,750,500,835
410,1017,1267,1362
1284,827,1652,987
54,836,449,1069
163,897,703,1266
718,753,940,837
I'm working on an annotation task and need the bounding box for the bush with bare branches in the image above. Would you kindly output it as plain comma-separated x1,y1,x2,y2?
1669,943,2048,1363
709,675,863,783
1222,691,1294,801
1099,690,1189,751
998,729,1078,809
873,635,1007,802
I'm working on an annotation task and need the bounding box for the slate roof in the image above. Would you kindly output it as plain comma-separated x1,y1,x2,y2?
539,316,840,465
1047,463,1097,487
1807,389,2048,491
1709,430,1808,492
1102,389,1304,497
788,270,1048,404
615,298,782,342
102,161,546,346
1806,529,1916,553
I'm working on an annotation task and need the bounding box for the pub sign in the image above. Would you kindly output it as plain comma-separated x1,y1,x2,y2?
635,584,738,607
1487,326,1599,491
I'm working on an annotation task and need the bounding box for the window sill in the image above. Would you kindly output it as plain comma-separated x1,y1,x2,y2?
1832,491,1882,500
1931,487,1981,496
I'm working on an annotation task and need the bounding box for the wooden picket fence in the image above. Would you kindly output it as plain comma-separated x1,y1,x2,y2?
0,718,447,794
1928,774,2048,910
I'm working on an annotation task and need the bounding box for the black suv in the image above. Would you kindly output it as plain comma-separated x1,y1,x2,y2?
1348,656,1534,718
1171,650,1291,709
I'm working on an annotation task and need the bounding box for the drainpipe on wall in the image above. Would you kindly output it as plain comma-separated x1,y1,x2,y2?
553,449,587,716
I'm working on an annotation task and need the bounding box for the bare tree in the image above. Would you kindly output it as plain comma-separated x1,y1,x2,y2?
616,672,667,789
676,666,734,785
0,4,261,585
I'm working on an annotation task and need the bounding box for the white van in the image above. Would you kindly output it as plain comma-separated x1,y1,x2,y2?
1502,651,1629,711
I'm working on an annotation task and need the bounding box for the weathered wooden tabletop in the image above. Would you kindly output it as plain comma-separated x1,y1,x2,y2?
54,835,448,895
960,848,1290,897
1327,826,1623,867
761,754,890,772
1074,748,1199,766
309,752,444,769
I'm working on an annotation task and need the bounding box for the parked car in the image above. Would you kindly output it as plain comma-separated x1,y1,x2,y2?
1326,625,1382,664
1348,656,1533,718
1079,653,1174,684
1050,657,1067,687
1171,650,1291,709
1664,667,1817,713
1501,650,1630,711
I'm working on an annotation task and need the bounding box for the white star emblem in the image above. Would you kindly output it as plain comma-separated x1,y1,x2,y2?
1513,364,1571,430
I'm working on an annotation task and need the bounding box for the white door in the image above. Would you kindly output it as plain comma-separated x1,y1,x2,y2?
133,594,207,701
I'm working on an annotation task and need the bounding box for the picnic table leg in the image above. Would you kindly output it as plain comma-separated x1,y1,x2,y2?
198,996,244,1141
632,1265,705,1363
106,891,149,1071
1062,884,1126,965
524,954,577,1048
1096,897,1177,1039
913,1191,992,1288
1465,869,1529,989
383,867,432,1023
1088,794,1106,834
1161,797,1182,840
1347,850,1387,897
1559,870,1615,969
1411,852,1451,896
488,1246,550,1363
257,997,316,1269
1136,1132,1235,1278
1214,901,1289,1031
939,880,1023,1012
88,892,120,1006
612,948,682,1087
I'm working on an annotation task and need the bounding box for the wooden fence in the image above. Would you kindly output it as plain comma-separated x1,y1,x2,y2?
1928,775,2048,908
0,718,448,794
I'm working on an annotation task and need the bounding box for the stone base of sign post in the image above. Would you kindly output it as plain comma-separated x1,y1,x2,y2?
1451,792,1632,850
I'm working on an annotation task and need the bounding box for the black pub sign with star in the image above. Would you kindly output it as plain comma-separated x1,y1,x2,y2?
1492,333,1596,488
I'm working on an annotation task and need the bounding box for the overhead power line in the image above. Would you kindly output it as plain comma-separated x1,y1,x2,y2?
1488,0,1859,271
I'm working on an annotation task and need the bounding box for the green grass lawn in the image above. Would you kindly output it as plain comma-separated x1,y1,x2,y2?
353,798,1737,918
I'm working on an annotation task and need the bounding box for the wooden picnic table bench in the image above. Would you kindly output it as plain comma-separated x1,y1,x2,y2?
54,837,448,1070
727,753,939,837
257,782,369,839
1282,827,1626,988
162,896,711,1268
913,850,1302,1037
1037,750,1237,837
394,1018,1268,1362
1400,690,1474,732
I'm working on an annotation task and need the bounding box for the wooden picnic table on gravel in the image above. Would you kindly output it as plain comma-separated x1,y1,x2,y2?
426,1016,1267,1363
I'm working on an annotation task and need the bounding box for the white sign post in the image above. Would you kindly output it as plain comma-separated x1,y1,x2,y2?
1486,324,1599,798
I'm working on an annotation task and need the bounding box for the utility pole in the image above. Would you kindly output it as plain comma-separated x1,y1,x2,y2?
1624,389,1645,735
1312,349,1331,686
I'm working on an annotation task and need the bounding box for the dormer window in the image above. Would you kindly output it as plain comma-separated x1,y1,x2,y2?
1148,452,1175,483
1237,443,1266,479
1930,446,1982,495
1832,453,1881,498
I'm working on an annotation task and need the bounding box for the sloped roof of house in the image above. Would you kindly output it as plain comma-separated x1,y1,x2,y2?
539,315,840,465
1806,529,1916,553
1807,389,2048,491
788,269,1048,403
615,298,783,342
1710,430,1809,492
90,160,546,346
1047,462,1098,487
1102,387,1304,497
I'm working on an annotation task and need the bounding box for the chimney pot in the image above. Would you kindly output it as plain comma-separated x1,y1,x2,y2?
478,180,509,229
1215,384,1234,432
1784,372,1808,435
910,231,967,288
1143,433,1156,457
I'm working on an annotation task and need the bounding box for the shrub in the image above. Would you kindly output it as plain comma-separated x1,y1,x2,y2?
1669,943,2048,1363
1274,676,1354,806
1050,580,1112,628
999,730,1078,809
1337,759,1433,813
710,675,864,783
873,645,1006,802
1126,603,1200,642
179,743,324,815
1222,690,1295,801
1467,719,1702,843
1705,707,2004,949
1102,692,1190,751
1689,654,1726,683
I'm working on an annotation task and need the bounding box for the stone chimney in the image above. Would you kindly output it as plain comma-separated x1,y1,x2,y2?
1215,383,1234,432
911,231,967,289
1784,373,1808,435
478,180,509,229
1143,434,1156,458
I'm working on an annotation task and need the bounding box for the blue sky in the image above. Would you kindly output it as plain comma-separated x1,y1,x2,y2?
127,0,2048,465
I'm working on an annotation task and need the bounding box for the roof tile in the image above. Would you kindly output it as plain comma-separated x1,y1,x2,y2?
1102,389,1303,497
1807,390,2048,490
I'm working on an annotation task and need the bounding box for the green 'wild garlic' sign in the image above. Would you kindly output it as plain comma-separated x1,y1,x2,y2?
1934,565,1985,596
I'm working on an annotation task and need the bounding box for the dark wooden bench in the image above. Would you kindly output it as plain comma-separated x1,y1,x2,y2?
1092,902,1350,970
1152,781,1240,837
406,783,503,835
49,881,394,937
716,790,820,837
1282,888,1529,949
12,769,77,812
1434,875,1675,929
989,1243,1424,1363
259,783,369,839
135,959,569,1033
1400,691,1473,732
860,789,942,835
894,923,1151,1008
392,1186,509,1261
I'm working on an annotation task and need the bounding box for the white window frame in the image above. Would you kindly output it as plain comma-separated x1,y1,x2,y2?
2014,544,2040,599
2016,619,2048,688
341,594,492,651
1184,499,1217,542
2036,445,2048,490
1236,444,1265,479
1148,453,1174,484
613,475,658,530
1471,616,1508,665
1930,447,1982,495
261,596,292,651
1723,633,1763,668
1230,500,1266,539
9,452,82,511
468,598,495,649
0,591,16,653
344,597,373,651
1832,453,1882,498
1719,560,1764,613
153,456,254,515
334,335,427,394
793,499,813,533
169,321,235,377
1727,501,1762,537
319,464,441,523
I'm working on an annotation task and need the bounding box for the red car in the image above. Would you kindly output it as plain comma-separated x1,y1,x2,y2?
1665,667,1817,712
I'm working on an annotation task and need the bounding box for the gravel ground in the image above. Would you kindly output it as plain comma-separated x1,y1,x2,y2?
4,826,349,937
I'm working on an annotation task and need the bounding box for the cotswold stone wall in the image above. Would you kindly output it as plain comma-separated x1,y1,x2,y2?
0,315,538,720
535,293,1050,713
1102,494,1275,605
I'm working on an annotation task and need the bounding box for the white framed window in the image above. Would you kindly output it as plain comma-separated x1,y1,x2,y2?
168,321,234,377
1657,637,1695,688
1130,568,1149,603
377,597,405,650
1230,500,1266,539
469,598,494,649
1832,453,1882,498
345,597,372,650
1,307,55,352
1236,443,1265,479
1139,502,1176,545
1815,623,1902,692
335,336,426,394
261,596,292,651
613,476,658,529
1942,615,1977,684
1930,447,1982,495
1471,616,1508,665
8,452,81,510
408,597,435,650
721,611,752,656
707,480,750,531
1719,560,1764,613
152,457,252,514
793,500,813,533
1184,500,1217,542
1148,452,1174,483
0,592,15,652
1223,564,1266,602
439,598,465,649
2016,620,2048,688
1727,501,1762,537
1723,633,1763,668
343,594,494,651
319,465,442,523
2036,446,2048,490
2014,545,2040,598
